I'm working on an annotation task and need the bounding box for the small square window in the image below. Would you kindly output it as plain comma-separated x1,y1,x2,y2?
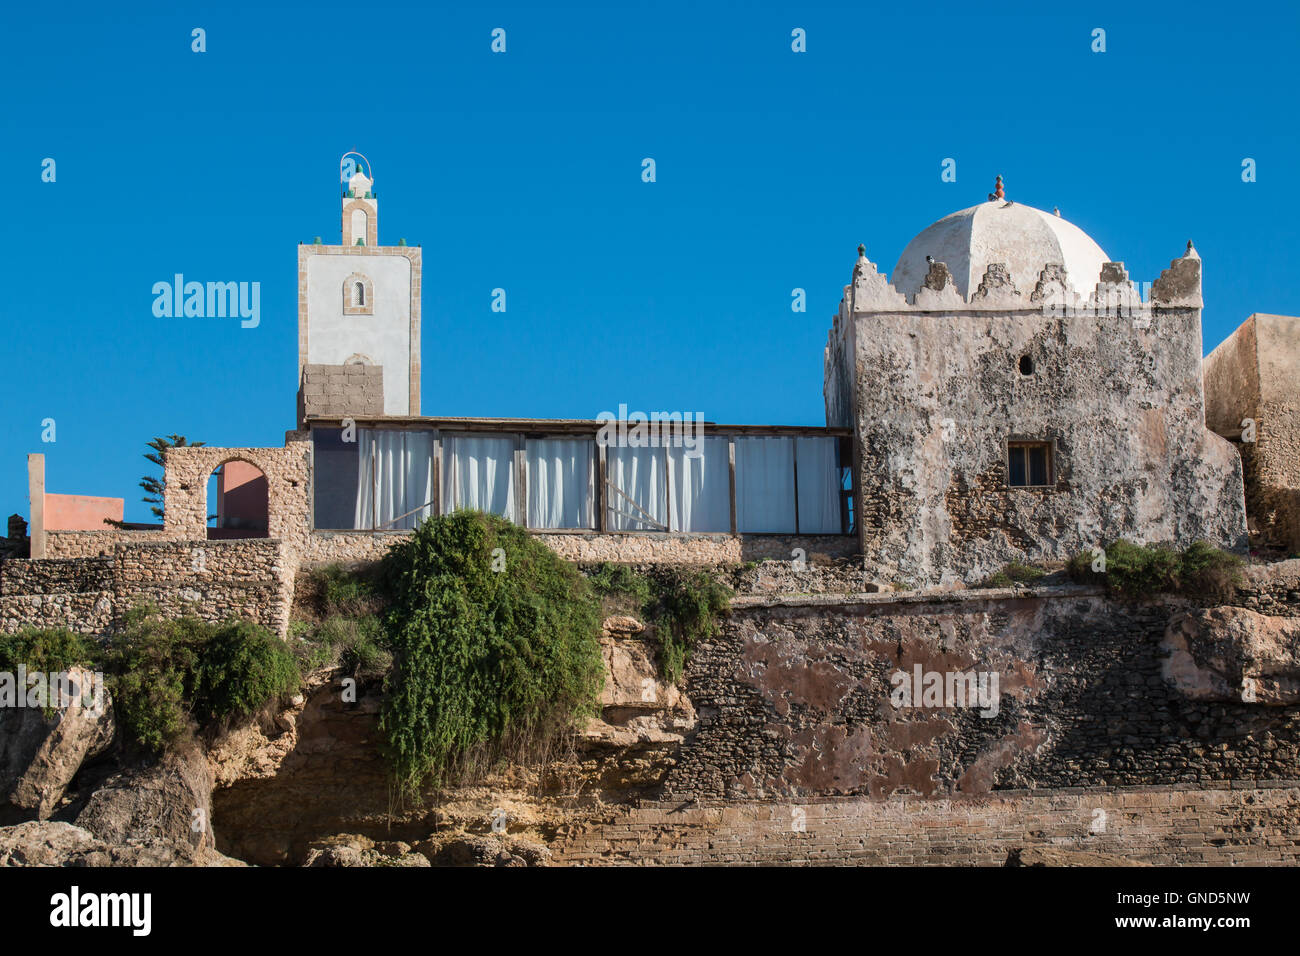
1008,441,1053,487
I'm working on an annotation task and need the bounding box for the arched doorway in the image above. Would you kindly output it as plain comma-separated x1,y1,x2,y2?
206,459,269,539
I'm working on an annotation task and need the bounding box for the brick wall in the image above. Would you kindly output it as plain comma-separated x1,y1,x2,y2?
299,363,385,420
552,784,1300,865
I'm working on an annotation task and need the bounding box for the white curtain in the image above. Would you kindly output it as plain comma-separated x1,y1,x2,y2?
354,429,436,530
442,435,518,522
668,438,730,532
735,437,796,533
607,446,667,531
527,438,594,529
796,437,842,533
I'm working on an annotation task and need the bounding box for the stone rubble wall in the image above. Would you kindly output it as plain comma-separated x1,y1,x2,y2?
303,530,858,568
0,539,290,637
664,579,1300,802
0,557,112,595
850,304,1247,587
0,592,113,635
553,784,1300,866
45,530,171,559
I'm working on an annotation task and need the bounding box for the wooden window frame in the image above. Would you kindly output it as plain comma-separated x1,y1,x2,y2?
1006,439,1055,488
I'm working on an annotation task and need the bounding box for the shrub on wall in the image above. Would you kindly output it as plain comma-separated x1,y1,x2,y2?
293,563,393,679
0,627,95,676
976,562,1046,589
378,511,605,796
1066,539,1243,599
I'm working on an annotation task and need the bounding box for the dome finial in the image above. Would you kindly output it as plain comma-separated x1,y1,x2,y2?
994,175,1005,200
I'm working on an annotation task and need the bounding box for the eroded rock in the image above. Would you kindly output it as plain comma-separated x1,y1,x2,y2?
582,635,696,746
0,666,114,820
75,744,216,851
0,820,242,867
1163,606,1300,704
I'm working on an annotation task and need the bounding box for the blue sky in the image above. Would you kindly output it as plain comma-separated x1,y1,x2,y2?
4,0,1297,522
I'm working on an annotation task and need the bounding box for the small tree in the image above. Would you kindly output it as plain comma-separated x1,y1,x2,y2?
105,434,206,527
141,435,206,520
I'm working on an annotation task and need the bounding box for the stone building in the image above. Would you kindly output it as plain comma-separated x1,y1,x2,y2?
823,179,1247,586
1203,313,1300,554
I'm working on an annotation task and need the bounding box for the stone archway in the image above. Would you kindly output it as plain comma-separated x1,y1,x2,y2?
207,458,269,539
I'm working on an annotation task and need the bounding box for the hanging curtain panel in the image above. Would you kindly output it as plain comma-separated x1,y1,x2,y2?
442,434,519,522
668,438,731,532
526,438,595,529
607,445,668,531
735,436,796,533
795,437,843,534
354,429,436,531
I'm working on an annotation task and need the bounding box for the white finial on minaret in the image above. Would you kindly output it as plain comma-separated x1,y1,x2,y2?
341,153,377,246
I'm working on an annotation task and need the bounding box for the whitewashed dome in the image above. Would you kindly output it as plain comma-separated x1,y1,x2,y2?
890,180,1109,301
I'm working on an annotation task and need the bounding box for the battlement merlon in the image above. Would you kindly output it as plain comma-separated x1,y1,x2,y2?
830,240,1203,319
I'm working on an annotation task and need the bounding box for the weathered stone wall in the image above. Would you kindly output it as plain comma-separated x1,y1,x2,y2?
112,540,290,635
0,557,111,595
163,436,312,558
662,584,1300,801
1204,313,1300,553
0,539,291,636
847,303,1245,586
45,530,171,559
303,529,858,568
0,592,113,635
553,784,1300,865
537,532,857,565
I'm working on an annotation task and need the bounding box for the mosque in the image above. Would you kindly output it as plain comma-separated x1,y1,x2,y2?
23,160,1297,589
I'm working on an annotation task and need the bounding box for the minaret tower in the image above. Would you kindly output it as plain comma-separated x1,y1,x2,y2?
297,154,422,423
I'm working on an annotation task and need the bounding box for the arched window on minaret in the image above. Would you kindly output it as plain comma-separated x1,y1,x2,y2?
344,273,374,315
341,167,377,246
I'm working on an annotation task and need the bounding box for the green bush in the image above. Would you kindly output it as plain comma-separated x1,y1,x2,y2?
296,612,392,679
107,607,299,752
646,569,732,684
977,562,1046,589
1066,539,1243,599
1176,540,1245,599
105,609,205,751
588,563,652,605
0,627,98,715
192,618,299,726
378,511,605,796
0,627,95,675
315,563,385,617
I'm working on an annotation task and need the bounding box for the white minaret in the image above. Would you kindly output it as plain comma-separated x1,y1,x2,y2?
298,156,422,419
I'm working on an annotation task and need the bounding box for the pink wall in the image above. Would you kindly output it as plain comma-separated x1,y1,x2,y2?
44,493,124,531
215,460,269,534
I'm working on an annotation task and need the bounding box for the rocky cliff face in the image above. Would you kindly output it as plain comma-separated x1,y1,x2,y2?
0,612,692,867
210,613,692,865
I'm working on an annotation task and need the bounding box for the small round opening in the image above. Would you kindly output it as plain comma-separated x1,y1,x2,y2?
1018,355,1034,376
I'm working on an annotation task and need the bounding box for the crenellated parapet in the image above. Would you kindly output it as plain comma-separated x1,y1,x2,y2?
1151,241,1203,308
849,246,909,313
1090,261,1143,315
830,239,1202,318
